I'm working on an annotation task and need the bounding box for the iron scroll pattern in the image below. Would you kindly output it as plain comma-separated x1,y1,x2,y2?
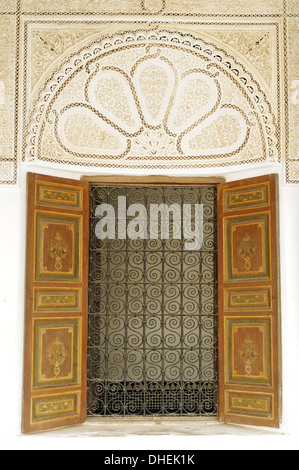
87,186,218,417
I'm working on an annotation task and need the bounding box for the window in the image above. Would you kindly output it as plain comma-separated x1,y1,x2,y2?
22,174,281,433
87,185,218,418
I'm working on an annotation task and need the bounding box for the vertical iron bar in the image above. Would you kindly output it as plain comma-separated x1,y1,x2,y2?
104,187,111,416
198,187,203,415
143,188,148,416
180,188,184,416
161,187,166,415
123,188,129,416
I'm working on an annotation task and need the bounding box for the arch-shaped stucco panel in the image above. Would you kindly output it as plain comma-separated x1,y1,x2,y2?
24,30,278,170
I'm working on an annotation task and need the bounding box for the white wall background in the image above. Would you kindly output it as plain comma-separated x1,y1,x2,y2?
0,162,299,450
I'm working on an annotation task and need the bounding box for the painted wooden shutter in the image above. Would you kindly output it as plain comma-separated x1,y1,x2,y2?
22,173,89,433
218,174,281,428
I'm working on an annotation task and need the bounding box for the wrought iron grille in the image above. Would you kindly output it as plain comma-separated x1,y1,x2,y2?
87,186,218,417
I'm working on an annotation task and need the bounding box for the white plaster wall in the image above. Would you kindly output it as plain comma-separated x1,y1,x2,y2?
1,163,299,450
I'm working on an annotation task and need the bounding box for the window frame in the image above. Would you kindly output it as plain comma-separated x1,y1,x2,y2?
22,173,281,433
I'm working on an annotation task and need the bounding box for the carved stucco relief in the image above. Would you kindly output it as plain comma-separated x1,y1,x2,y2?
210,30,273,93
21,0,142,13
287,1,299,15
30,28,100,92
23,29,277,170
0,1,16,12
0,1,298,185
0,16,16,183
20,0,284,15
287,17,299,183
164,0,284,15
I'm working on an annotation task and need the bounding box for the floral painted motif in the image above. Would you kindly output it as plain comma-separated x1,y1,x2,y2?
48,337,67,378
238,233,257,272
240,336,258,377
49,233,69,272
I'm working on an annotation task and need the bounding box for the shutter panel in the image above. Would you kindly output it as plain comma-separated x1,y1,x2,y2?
22,173,89,433
218,174,281,428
